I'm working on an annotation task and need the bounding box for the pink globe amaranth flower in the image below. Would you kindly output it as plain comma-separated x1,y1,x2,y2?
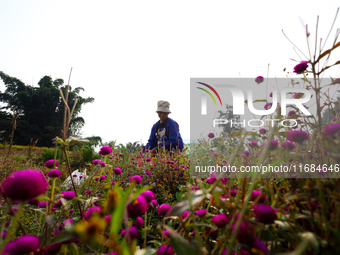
132,216,144,228
62,219,74,226
208,132,215,138
92,159,100,165
120,226,139,239
178,172,184,177
242,151,250,157
99,162,106,167
127,195,148,217
1,170,48,201
181,210,189,219
84,206,102,220
264,102,272,110
43,242,63,255
45,159,58,169
113,168,122,175
145,149,149,152
254,204,277,224
163,229,170,238
141,190,155,203
244,99,248,104
150,199,158,208
255,76,264,84
99,146,112,155
47,169,62,178
130,175,142,184
332,117,340,122
287,130,309,143
28,198,39,205
231,221,254,244
230,189,237,197
158,204,171,216
146,158,151,162
100,175,106,181
293,61,308,74
287,110,296,118
38,201,48,208
253,238,269,254
3,235,40,255
157,245,174,255
105,215,112,224
250,190,266,203
281,141,296,150
195,209,207,217
61,191,76,200
249,141,258,148
259,128,267,135
213,152,219,156
325,123,340,136
263,140,278,150
212,214,228,228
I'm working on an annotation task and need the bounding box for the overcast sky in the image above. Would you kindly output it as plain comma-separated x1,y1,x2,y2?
0,0,339,146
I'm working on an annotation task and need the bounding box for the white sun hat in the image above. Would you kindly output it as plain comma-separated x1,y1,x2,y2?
156,100,171,113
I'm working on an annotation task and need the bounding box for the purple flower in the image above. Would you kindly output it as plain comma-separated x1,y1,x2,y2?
132,216,144,228
150,200,158,208
99,146,112,155
100,175,106,181
212,214,228,228
92,159,100,165
45,160,58,169
287,130,309,143
43,242,63,255
253,238,269,254
141,190,155,202
104,215,112,224
130,175,142,184
269,92,273,97
249,141,258,148
293,61,308,74
158,204,171,216
178,172,184,177
195,209,207,217
113,168,122,175
287,110,296,118
242,151,250,157
28,198,39,205
259,128,267,134
264,102,272,110
38,202,48,208
1,170,48,200
99,162,106,167
3,235,40,255
61,191,76,200
208,132,215,138
157,245,174,255
127,195,148,217
146,158,151,162
255,76,264,84
231,220,254,244
120,226,139,239
325,123,340,136
230,189,237,197
332,117,340,122
281,141,296,150
163,229,170,238
250,190,266,203
182,210,189,219
84,206,102,220
47,169,62,178
62,219,74,226
263,140,279,150
254,204,277,224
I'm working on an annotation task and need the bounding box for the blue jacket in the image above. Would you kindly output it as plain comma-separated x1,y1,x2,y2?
145,118,184,151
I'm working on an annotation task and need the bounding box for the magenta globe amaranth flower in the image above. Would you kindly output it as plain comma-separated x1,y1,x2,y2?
43,242,63,255
212,214,228,228
242,151,250,157
157,244,174,255
120,226,140,240
208,132,215,138
150,199,158,208
158,204,171,216
254,204,277,224
231,220,254,244
141,190,155,202
287,130,309,143
61,191,76,200
293,61,308,74
264,102,272,110
287,110,296,118
281,141,296,150
1,169,48,200
47,169,62,178
181,210,189,219
132,216,144,228
3,235,40,255
325,123,340,136
259,128,267,134
255,76,264,84
92,159,100,165
253,238,269,254
113,168,122,175
99,146,112,155
130,175,142,184
45,159,58,169
250,190,266,203
263,140,278,150
249,141,258,148
84,206,102,220
127,195,148,217
195,209,207,217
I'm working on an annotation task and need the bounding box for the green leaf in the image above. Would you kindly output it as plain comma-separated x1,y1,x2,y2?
253,99,267,103
165,226,204,255
47,230,79,246
167,191,205,217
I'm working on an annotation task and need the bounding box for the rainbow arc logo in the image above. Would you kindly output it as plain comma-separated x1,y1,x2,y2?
196,82,223,106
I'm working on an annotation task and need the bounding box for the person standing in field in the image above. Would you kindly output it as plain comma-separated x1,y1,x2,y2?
143,100,184,155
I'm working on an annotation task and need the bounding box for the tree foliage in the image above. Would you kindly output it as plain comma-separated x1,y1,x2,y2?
0,71,94,147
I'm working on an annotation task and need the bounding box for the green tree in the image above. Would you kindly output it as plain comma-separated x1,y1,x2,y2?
0,71,94,147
